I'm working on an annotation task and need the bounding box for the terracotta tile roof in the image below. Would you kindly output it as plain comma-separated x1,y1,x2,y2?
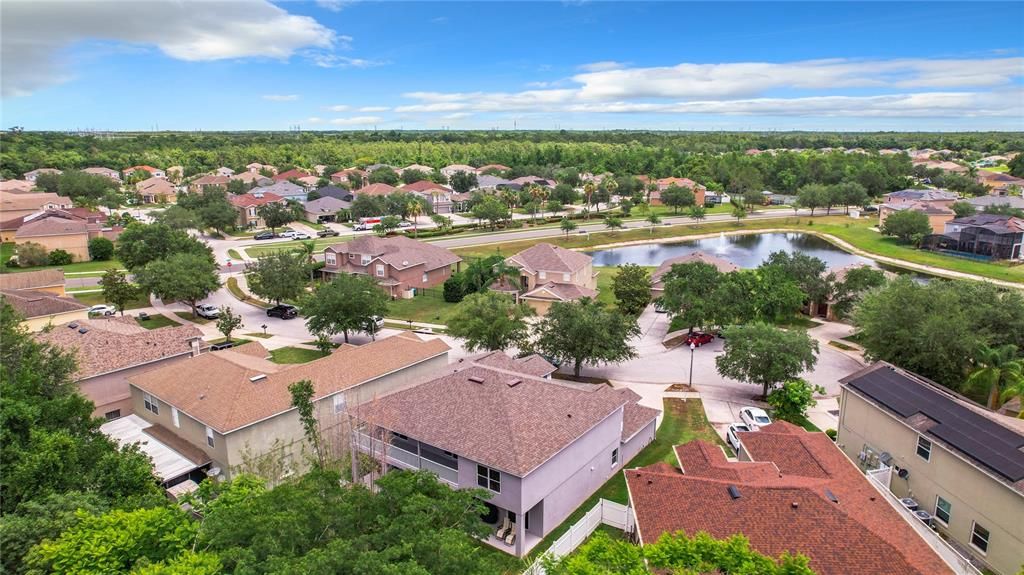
656,177,706,190
354,183,398,196
326,236,461,272
34,317,204,380
473,351,557,377
401,180,453,194
0,269,65,291
229,191,285,208
273,168,311,182
1,289,87,319
130,333,449,434
508,242,592,275
651,251,739,285
627,422,953,575
124,165,161,174
477,164,510,172
191,175,230,186
357,354,655,476
521,281,598,302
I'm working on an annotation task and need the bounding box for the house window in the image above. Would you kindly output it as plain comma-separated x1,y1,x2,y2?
104,409,121,421
916,436,932,461
970,522,990,554
333,394,346,414
376,264,385,277
422,272,428,283
206,426,215,448
611,447,620,467
935,496,951,525
248,207,256,216
171,407,180,428
361,255,371,265
477,465,500,493
143,393,159,415
326,253,336,266
539,271,546,280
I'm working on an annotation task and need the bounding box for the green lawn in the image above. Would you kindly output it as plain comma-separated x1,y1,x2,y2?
526,398,722,560
269,346,328,364
207,337,253,346
135,314,178,330
227,249,243,260
244,332,274,339
1,243,125,275
174,311,211,324
226,277,271,308
981,165,1009,173
72,291,150,309
386,294,459,325
244,237,349,258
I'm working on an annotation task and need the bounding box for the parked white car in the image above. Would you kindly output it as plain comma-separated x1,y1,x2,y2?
292,232,312,240
726,423,751,452
739,407,772,431
89,304,116,316
278,230,298,239
196,304,220,319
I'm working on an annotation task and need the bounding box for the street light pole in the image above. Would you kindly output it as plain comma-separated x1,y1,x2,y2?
688,342,696,387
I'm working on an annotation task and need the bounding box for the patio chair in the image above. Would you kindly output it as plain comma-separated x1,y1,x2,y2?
495,516,511,539
504,528,516,547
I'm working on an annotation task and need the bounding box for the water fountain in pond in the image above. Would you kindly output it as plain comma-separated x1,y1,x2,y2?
714,232,730,255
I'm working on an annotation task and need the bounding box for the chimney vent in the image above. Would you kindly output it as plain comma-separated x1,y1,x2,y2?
506,379,522,388
250,374,267,383
467,375,485,384
791,502,799,509
78,327,89,334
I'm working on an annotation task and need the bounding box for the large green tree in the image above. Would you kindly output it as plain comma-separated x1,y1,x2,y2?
880,209,932,244
829,266,886,320
246,252,307,305
114,223,213,272
658,262,723,332
535,297,640,377
611,264,653,316
446,291,535,352
135,252,220,317
302,274,389,343
759,250,829,303
257,202,300,234
716,322,819,399
99,268,137,316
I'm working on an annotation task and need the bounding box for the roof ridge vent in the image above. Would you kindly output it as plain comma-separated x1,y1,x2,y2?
78,327,89,334
467,375,485,384
249,374,267,383
728,485,741,500
68,322,79,329
506,379,522,388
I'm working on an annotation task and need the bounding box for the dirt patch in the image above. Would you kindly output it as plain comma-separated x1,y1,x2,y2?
665,383,695,392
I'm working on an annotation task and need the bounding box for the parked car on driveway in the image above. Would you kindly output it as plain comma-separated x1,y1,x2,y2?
253,231,275,240
317,229,339,238
684,332,714,347
267,304,299,319
739,407,772,431
278,230,298,239
89,304,116,316
196,304,220,319
726,423,751,452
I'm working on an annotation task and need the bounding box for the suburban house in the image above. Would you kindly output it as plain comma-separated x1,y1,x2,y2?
627,421,956,575
879,189,959,233
837,363,1024,575
14,210,121,262
1,288,88,331
135,177,178,204
440,164,477,179
475,174,517,191
102,413,214,492
127,334,450,482
650,251,738,299
651,177,707,206
400,180,455,214
188,175,230,193
255,180,307,202
355,352,659,556
914,159,969,174
0,269,68,295
1,207,105,242
295,175,320,189
495,243,598,315
922,214,1024,261
353,182,398,198
304,196,351,223
34,317,205,420
82,167,121,181
0,179,35,193
312,185,354,203
977,170,1024,194
230,171,273,187
246,162,277,175
165,166,184,182
0,191,74,223
966,196,1024,211
272,168,311,182
23,168,62,182
330,168,367,187
229,191,286,228
398,164,435,175
215,167,235,177
477,163,511,173
322,236,462,299
124,165,166,179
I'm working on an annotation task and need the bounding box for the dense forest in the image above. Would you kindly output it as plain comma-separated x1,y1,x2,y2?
2,131,1021,187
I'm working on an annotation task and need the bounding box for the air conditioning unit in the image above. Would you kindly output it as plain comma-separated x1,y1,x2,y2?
879,452,893,466
913,510,933,527
899,497,919,512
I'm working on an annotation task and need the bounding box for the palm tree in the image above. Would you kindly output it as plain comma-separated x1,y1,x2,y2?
604,178,619,208
535,187,550,219
967,344,1024,409
582,181,596,219
647,182,658,204
296,240,317,282
407,200,423,237
730,198,747,223
1000,378,1024,418
646,213,661,234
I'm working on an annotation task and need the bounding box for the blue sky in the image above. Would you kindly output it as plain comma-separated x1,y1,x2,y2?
2,1,1022,131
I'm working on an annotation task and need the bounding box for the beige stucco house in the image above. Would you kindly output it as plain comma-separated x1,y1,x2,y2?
322,236,462,299
495,243,598,315
1,288,89,331
1,191,74,224
838,363,1024,575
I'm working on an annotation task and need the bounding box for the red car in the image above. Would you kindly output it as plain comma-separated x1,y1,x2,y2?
684,332,714,347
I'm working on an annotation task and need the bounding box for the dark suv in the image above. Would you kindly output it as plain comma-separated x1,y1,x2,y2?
266,304,299,319
253,231,275,240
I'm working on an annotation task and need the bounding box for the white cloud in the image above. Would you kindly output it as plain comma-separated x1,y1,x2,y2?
441,112,473,120
1,0,336,97
324,104,350,111
308,53,386,68
263,94,300,101
358,106,391,112
305,117,325,124
577,61,627,72
316,0,352,12
329,116,383,125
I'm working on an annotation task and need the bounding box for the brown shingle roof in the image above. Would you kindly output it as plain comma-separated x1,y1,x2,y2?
401,180,452,194
1,289,87,319
191,175,230,186
357,354,657,476
651,252,739,285
521,282,598,302
326,236,461,272
130,333,449,434
617,388,660,441
34,317,204,380
473,351,557,378
229,191,284,208
0,269,65,291
508,243,592,275
627,422,953,575
354,183,398,196
0,191,72,211
15,214,91,238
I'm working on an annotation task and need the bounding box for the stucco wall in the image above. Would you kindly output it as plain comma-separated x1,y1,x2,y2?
838,387,1024,575
131,385,231,471
80,353,193,418
620,418,657,465
17,233,90,261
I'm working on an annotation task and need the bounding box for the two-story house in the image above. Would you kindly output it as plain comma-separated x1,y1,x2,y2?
838,363,1024,575
127,334,451,483
124,165,166,179
136,177,178,204
651,177,707,206
23,168,63,182
495,243,598,315
82,167,122,181
322,236,461,299
355,352,659,556
229,190,286,228
400,180,455,214
188,175,230,193
878,189,959,233
649,251,739,299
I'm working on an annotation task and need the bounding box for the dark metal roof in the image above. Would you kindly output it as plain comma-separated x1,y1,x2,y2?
844,365,1024,485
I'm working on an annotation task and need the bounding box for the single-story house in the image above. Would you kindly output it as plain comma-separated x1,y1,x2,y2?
650,252,738,298
82,167,122,181
23,168,62,182
1,288,89,331
304,196,351,223
0,269,68,295
136,178,178,204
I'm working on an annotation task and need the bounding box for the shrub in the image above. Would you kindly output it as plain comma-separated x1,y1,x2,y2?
825,428,838,441
88,237,115,261
443,276,465,303
16,242,49,267
48,249,74,266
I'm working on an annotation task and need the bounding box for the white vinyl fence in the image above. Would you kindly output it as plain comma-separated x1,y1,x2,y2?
523,499,634,575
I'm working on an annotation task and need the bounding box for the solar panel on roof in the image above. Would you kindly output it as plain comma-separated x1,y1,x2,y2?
847,366,1024,483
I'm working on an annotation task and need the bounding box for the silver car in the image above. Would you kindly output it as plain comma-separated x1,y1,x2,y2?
726,423,751,453
196,304,220,319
